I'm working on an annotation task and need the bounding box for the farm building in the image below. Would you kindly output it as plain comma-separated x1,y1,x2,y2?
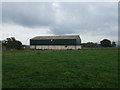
30,35,81,50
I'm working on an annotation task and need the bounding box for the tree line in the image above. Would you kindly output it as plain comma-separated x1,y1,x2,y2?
0,37,117,50
81,39,116,48
1,37,22,50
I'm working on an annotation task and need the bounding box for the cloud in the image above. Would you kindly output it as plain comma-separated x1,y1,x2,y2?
2,23,53,44
2,2,55,27
2,2,118,44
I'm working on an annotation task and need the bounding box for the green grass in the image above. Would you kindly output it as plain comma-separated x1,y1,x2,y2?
2,48,118,88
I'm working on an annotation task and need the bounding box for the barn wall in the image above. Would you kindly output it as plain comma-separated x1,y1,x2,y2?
76,37,81,45
30,45,81,50
30,39,77,45
76,45,81,49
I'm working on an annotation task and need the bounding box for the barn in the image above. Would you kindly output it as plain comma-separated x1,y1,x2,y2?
30,35,81,50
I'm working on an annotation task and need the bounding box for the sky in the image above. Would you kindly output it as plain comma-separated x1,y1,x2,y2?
1,2,118,45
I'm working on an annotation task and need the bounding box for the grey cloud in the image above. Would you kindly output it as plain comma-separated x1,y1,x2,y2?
0,2,1,39
50,2,117,35
2,2,118,36
2,2,55,27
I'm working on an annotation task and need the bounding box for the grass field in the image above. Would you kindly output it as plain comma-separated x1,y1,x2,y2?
2,48,118,88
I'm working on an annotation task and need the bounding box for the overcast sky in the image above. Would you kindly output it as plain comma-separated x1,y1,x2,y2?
1,2,118,45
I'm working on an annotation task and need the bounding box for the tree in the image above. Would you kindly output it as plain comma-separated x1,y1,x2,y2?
11,37,16,41
111,41,116,47
2,37,22,50
100,39,111,47
81,42,99,48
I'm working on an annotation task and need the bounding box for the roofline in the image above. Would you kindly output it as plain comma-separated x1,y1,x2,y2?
30,35,80,40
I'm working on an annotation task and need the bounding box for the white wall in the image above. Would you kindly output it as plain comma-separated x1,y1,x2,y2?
30,45,81,50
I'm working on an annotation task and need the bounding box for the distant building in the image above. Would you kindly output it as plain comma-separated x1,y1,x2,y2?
30,35,81,50
22,45,30,49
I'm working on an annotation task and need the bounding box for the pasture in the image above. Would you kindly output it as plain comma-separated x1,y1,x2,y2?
2,48,118,88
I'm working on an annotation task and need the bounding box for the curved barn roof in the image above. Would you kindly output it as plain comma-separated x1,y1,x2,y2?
30,35,80,40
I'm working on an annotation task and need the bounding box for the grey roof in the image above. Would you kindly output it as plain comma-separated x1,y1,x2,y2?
31,35,80,40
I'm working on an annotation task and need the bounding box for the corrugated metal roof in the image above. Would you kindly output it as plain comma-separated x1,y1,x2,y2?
30,35,80,40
